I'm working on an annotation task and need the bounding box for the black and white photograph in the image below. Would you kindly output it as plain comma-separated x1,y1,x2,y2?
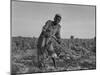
11,0,96,74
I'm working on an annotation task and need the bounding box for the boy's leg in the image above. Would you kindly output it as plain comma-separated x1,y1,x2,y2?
49,43,57,69
51,57,57,69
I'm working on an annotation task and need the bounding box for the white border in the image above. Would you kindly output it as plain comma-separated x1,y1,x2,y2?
0,0,100,75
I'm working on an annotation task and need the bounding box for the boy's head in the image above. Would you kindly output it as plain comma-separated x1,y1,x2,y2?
54,14,62,24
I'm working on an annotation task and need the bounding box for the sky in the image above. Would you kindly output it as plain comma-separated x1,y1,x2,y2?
12,1,96,38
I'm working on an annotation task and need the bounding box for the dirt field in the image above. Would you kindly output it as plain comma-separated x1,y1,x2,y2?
11,36,96,74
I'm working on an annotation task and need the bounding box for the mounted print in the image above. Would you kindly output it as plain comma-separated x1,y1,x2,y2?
11,0,96,74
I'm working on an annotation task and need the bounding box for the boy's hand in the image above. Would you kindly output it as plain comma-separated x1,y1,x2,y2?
57,39,62,44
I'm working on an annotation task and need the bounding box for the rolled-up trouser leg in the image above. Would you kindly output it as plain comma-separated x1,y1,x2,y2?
37,47,45,69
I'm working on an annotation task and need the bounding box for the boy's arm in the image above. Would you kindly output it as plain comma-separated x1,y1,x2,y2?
42,20,51,32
